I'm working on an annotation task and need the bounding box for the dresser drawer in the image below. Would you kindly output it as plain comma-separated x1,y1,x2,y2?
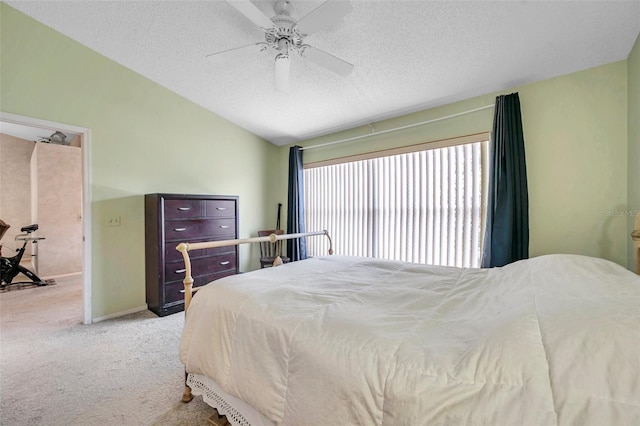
164,252,237,282
164,218,236,241
164,270,237,304
204,200,236,218
165,240,235,264
164,199,202,220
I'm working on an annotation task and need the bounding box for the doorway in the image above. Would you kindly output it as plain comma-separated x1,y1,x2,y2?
0,112,91,324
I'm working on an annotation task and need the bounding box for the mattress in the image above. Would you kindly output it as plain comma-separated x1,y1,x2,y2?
181,254,639,425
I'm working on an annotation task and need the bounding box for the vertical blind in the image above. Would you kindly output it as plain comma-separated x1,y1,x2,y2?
304,140,488,268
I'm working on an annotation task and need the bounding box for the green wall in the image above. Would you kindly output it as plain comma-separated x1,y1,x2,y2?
628,34,640,271
523,61,627,267
1,4,280,319
281,60,631,269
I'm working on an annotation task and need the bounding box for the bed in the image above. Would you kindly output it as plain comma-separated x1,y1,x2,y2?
178,229,640,425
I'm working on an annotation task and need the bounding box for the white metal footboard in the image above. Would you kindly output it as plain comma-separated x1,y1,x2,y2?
175,230,333,405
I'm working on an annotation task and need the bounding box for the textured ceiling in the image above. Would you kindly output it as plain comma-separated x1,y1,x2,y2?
6,0,640,146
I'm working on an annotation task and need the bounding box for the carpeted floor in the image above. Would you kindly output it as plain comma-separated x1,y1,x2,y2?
0,275,216,425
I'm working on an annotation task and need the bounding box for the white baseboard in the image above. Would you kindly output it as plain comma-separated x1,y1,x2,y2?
42,271,82,280
92,305,148,323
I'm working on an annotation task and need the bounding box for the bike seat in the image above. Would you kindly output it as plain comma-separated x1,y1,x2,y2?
20,224,38,233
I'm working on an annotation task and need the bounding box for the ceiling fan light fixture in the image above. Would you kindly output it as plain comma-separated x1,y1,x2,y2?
275,54,291,92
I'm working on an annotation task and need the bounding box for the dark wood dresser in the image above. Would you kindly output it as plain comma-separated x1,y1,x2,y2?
145,193,239,316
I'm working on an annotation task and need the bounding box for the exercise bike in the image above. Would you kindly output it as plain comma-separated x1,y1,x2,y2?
0,224,47,289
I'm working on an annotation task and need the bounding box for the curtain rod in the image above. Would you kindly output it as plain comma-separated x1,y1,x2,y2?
300,104,494,151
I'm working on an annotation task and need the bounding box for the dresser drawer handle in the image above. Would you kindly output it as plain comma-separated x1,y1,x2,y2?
220,261,230,265
174,227,187,232
216,207,226,210
175,268,186,274
178,207,191,211
219,225,229,229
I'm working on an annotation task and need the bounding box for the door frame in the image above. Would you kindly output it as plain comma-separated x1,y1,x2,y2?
1,112,92,324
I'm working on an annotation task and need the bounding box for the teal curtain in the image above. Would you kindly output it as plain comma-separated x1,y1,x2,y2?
286,146,307,261
481,93,529,268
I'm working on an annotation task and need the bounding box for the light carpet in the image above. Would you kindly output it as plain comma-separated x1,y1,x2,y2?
0,275,216,425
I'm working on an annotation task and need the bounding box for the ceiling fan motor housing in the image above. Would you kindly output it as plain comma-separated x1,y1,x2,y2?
265,15,303,56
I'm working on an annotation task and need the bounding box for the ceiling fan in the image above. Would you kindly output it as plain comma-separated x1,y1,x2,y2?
207,0,354,92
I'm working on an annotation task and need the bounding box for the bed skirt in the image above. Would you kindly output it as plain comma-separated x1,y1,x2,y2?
187,374,274,426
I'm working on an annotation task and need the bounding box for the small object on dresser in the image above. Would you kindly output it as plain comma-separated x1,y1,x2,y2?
145,193,239,316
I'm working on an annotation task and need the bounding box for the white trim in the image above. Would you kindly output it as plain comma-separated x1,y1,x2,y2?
41,271,82,280
300,104,494,151
305,132,490,169
82,128,92,324
91,305,148,323
0,112,92,324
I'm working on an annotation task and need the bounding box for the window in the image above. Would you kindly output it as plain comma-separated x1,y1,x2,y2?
304,134,488,268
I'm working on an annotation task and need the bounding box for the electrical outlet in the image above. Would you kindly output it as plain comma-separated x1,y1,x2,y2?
106,216,121,227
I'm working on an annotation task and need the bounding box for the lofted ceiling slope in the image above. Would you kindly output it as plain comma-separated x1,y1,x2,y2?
5,0,640,146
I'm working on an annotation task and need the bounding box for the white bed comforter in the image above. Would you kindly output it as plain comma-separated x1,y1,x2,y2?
181,254,640,425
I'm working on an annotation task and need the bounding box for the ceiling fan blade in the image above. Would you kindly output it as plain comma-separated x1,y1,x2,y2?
206,43,267,64
295,0,353,35
226,0,275,29
301,45,353,77
274,54,291,92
